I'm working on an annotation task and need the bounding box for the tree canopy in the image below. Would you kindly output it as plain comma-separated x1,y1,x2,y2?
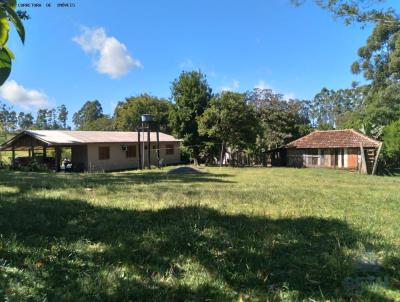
113,94,173,133
198,91,259,164
247,88,311,149
72,100,104,130
169,71,213,163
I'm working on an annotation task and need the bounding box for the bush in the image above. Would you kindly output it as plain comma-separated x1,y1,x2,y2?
20,158,50,172
380,121,400,173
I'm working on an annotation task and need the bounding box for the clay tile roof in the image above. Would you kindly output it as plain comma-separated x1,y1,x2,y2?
285,129,381,149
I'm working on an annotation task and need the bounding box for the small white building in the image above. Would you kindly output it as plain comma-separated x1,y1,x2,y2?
0,130,182,172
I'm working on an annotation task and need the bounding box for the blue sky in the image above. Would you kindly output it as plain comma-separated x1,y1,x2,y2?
2,0,395,121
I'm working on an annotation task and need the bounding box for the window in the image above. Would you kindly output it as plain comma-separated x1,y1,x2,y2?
166,144,174,155
126,145,136,158
98,146,110,160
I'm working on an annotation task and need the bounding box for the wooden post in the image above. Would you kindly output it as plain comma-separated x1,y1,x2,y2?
31,145,35,158
43,146,47,158
142,125,145,169
147,126,151,169
372,142,383,176
156,126,160,168
11,145,15,169
55,147,61,172
137,127,142,170
359,143,367,174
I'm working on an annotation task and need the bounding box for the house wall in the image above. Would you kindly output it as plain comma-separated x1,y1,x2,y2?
287,148,352,169
86,141,181,172
287,149,304,167
347,148,359,170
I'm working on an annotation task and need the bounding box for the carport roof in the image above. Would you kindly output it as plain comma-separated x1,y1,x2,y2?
0,130,181,150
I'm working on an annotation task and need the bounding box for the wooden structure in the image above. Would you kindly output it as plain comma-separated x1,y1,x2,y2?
284,129,381,174
0,130,181,172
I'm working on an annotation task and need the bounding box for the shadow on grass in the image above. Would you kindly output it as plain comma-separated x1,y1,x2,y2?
0,194,397,301
0,169,235,194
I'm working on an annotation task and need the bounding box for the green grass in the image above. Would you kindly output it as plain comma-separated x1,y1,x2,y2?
0,167,399,301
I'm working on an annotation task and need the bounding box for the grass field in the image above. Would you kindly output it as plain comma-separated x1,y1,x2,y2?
0,167,399,301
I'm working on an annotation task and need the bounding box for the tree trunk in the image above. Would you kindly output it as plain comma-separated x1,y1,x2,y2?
219,141,225,167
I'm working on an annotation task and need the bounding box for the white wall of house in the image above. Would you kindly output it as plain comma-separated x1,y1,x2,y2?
86,142,181,172
344,148,348,168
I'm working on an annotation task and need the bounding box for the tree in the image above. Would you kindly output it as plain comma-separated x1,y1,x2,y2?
0,0,25,86
35,109,49,129
17,112,33,129
80,116,113,131
5,108,16,132
310,85,365,129
351,18,400,86
247,88,311,150
170,71,212,164
292,0,397,24
198,91,259,166
57,104,68,129
73,100,104,129
113,94,173,132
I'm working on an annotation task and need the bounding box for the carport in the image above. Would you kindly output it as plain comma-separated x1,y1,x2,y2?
0,130,82,171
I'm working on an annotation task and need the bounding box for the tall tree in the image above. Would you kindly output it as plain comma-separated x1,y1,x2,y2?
170,71,212,164
17,112,33,130
73,100,104,129
198,91,260,166
113,94,173,132
57,104,68,129
35,109,48,129
81,116,113,131
6,109,16,132
247,88,311,150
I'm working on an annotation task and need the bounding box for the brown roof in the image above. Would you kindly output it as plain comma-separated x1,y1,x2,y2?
0,130,181,150
285,129,381,149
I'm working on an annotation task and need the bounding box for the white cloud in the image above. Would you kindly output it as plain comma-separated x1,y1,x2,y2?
0,80,50,110
220,79,240,92
254,80,272,90
179,59,195,70
73,27,142,79
254,80,295,100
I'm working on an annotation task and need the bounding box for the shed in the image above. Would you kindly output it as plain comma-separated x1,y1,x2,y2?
284,129,381,174
0,130,182,172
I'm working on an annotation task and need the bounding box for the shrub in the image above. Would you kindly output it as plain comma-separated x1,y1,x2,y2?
381,120,400,173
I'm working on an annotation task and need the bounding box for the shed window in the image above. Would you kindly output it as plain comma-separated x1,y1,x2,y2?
99,146,110,160
166,144,174,155
126,145,136,158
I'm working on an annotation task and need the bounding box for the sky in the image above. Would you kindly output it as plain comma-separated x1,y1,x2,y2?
1,0,397,122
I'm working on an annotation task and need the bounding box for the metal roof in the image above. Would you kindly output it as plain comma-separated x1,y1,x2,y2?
285,129,381,149
1,130,181,150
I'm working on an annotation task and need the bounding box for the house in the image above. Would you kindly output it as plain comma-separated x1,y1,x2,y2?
284,129,382,173
0,130,182,172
